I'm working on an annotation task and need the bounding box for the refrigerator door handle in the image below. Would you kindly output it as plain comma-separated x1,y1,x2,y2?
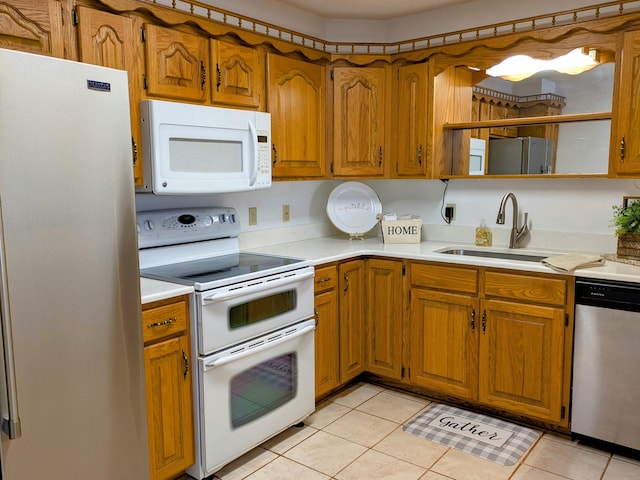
0,197,21,439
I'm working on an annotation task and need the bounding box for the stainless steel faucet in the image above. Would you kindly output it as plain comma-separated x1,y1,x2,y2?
496,192,529,248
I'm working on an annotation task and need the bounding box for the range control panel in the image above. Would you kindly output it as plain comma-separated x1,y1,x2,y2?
137,207,240,249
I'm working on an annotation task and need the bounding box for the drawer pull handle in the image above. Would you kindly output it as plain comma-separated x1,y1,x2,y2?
147,316,177,328
316,277,332,284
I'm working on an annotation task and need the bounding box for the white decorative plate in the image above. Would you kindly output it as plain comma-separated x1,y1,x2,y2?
326,182,382,236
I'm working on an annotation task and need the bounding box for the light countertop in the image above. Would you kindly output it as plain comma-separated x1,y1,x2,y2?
245,236,640,283
139,236,640,303
140,277,193,305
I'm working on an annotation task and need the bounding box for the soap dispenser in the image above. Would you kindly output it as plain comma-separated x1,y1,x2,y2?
475,219,492,247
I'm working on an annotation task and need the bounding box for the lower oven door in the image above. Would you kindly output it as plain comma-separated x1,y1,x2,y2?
193,318,316,478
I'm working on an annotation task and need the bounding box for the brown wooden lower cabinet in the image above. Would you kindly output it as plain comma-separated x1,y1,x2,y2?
313,260,366,399
314,258,573,428
142,295,195,480
365,258,404,379
408,262,572,427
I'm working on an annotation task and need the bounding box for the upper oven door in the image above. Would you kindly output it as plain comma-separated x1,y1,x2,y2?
195,267,314,354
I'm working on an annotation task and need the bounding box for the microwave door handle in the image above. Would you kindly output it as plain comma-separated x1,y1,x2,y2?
0,198,21,440
202,269,315,303
248,120,258,187
203,322,316,370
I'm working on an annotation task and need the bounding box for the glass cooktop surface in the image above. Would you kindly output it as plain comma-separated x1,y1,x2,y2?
140,252,309,290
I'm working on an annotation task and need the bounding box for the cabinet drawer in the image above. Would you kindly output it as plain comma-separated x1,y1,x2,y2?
314,265,338,293
484,271,566,306
410,263,478,294
142,296,189,344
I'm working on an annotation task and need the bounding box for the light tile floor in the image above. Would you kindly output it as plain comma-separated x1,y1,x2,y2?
212,382,640,480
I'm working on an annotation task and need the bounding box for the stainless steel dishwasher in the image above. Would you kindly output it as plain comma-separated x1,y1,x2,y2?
571,277,640,450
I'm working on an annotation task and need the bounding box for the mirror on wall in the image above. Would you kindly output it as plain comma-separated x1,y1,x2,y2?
468,61,614,176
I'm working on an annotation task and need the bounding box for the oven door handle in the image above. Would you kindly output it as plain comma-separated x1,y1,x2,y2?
202,270,314,303
204,322,315,369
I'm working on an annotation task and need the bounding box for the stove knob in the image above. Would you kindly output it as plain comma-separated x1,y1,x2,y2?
219,214,226,223
143,220,154,231
228,214,236,223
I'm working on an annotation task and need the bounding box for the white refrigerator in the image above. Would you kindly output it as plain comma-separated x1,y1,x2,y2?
0,49,150,478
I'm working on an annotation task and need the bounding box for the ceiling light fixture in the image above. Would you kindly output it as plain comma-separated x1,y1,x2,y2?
486,48,599,81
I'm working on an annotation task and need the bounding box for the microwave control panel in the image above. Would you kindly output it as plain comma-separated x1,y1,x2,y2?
255,131,271,189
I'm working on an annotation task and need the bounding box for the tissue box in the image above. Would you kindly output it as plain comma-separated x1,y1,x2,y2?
381,218,422,244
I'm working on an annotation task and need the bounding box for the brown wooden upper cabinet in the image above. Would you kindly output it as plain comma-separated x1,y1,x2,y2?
0,0,64,57
610,29,640,177
210,40,264,109
394,62,432,178
268,53,326,178
144,24,209,103
332,65,390,177
75,6,145,186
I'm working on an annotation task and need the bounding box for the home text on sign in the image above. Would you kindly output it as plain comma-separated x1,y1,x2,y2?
386,225,419,235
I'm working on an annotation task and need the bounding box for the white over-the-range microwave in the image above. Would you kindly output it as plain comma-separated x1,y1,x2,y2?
137,99,271,194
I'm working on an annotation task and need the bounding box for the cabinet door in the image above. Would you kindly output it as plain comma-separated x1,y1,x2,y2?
211,40,263,108
395,62,430,177
479,299,565,423
339,259,365,382
314,288,340,398
610,29,640,176
268,53,326,178
0,0,64,57
366,258,404,379
144,335,194,480
332,66,388,177
410,289,478,399
489,103,518,137
144,24,208,102
75,7,145,186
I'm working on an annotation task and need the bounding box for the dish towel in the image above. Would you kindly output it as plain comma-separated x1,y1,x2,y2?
541,254,605,272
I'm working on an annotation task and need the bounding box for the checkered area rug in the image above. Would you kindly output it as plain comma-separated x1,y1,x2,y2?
403,403,540,466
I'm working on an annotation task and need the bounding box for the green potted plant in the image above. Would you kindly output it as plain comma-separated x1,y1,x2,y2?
612,198,640,258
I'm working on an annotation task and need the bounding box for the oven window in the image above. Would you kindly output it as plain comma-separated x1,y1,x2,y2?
230,353,297,428
229,290,297,330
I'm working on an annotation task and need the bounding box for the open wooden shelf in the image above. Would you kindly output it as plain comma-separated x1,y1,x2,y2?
443,111,612,130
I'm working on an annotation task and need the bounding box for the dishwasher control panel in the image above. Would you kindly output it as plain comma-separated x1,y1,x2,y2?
575,278,640,312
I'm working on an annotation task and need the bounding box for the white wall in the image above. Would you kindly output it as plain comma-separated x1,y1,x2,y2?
136,176,640,253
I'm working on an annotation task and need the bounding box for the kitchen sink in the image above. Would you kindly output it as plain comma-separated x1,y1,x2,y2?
436,248,549,262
